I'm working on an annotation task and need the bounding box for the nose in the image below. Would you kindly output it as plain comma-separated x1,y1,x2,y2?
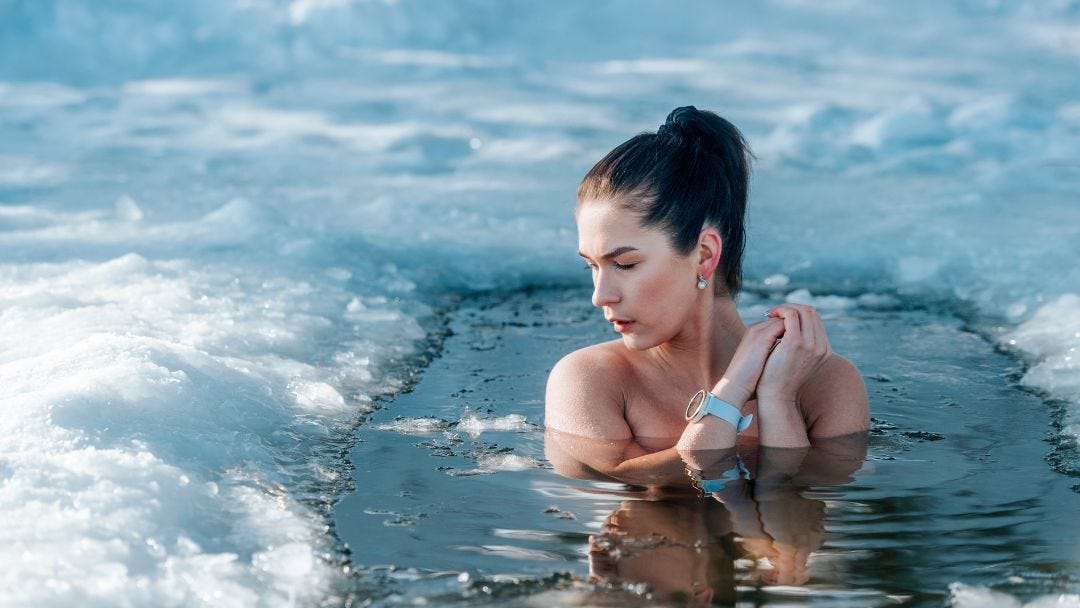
591,270,620,308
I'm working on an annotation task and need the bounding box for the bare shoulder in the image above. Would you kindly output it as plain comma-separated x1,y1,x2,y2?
544,340,634,439
798,353,870,439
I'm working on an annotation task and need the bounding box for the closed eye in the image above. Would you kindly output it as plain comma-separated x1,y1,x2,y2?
613,262,637,270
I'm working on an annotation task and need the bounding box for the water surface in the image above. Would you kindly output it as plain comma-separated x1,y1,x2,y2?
335,288,1080,606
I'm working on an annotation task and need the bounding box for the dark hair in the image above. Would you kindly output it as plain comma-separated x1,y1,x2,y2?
577,106,752,296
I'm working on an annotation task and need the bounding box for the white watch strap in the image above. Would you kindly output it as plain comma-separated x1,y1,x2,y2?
698,392,753,433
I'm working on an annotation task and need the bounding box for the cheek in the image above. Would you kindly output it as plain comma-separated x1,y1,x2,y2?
635,266,693,315
635,277,663,304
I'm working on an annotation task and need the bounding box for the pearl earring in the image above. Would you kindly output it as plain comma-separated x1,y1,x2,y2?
697,275,708,290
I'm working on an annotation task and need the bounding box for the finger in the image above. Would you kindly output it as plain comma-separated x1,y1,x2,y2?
756,314,785,328
781,304,819,351
811,309,831,357
765,316,786,338
749,317,785,340
770,304,803,344
796,305,817,345
756,317,786,349
796,305,830,358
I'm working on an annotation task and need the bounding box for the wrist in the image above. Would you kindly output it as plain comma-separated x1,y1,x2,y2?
755,390,797,407
677,419,736,452
710,378,750,408
686,389,754,433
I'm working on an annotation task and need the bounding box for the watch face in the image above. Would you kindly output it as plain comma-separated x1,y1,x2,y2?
685,390,706,421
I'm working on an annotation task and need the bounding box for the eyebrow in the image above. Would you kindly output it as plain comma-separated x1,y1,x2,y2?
578,246,639,261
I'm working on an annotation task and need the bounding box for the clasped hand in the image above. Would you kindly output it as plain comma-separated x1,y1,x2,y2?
716,304,832,407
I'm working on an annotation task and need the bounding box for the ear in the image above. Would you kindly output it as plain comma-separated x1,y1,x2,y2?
696,227,723,280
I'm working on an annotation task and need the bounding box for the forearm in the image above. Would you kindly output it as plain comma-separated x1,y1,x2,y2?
676,377,745,452
606,447,694,486
594,418,740,486
676,416,737,453
756,397,810,448
544,426,731,488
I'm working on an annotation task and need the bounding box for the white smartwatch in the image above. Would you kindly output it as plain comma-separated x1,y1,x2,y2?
684,389,753,433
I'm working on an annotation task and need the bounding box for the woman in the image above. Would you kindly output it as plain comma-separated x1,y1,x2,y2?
545,106,869,478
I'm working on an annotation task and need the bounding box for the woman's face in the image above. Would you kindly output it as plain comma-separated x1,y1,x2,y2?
576,200,701,350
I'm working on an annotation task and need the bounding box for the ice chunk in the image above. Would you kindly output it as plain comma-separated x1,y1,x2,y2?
457,412,535,437
290,380,347,414
785,289,856,310
949,582,1079,608
375,418,451,435
475,454,543,472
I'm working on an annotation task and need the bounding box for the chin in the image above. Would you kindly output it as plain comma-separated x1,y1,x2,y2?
621,333,661,351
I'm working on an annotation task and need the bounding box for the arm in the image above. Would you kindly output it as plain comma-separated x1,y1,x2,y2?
545,318,791,484
755,304,869,448
800,355,870,440
544,427,691,486
544,347,741,486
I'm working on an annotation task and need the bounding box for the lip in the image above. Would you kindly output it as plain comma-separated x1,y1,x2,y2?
608,318,635,333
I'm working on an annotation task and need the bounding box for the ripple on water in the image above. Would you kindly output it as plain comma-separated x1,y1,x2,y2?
338,288,1080,606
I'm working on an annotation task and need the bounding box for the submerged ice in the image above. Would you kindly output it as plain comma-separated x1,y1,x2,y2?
2,0,1079,605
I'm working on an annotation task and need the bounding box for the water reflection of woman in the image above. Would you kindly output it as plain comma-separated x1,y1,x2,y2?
588,489,738,605
548,434,863,603
544,106,870,600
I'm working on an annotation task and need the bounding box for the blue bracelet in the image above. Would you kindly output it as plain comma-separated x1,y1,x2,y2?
686,456,751,494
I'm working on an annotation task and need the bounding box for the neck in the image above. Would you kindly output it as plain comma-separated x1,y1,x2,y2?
650,294,746,388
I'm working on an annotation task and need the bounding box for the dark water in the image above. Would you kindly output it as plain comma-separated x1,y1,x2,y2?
333,288,1080,607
